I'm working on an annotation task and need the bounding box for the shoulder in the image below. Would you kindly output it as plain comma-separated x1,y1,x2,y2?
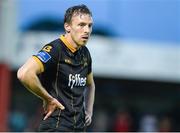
81,46,92,61
81,46,90,54
42,38,62,53
37,38,62,63
48,38,62,49
83,46,91,57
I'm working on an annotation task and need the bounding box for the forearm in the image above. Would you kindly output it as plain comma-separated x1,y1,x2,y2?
18,70,53,102
85,85,95,116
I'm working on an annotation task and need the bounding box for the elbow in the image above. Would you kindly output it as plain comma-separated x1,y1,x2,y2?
17,67,26,82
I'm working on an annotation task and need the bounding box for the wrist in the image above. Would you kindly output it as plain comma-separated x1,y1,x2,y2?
42,95,54,103
86,110,93,117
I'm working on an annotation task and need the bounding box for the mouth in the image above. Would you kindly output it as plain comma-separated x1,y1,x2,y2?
81,36,89,40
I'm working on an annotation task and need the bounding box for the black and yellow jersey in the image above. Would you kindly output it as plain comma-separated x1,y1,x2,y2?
33,35,92,131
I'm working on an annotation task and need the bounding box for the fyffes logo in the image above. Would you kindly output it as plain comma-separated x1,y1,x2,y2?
68,74,87,89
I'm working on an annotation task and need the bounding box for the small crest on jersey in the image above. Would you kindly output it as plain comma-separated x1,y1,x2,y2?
36,51,51,63
82,57,88,67
65,59,72,64
84,62,88,67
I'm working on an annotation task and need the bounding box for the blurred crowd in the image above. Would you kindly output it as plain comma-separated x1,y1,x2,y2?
7,104,180,132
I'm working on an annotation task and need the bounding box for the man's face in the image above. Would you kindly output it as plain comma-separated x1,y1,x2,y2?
67,13,93,47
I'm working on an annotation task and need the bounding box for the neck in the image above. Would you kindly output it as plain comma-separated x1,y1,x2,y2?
64,34,80,50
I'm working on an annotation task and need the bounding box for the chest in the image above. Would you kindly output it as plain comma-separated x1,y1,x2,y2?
57,50,89,89
60,50,88,72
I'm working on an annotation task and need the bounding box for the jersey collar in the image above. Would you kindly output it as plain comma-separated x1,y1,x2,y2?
60,35,77,53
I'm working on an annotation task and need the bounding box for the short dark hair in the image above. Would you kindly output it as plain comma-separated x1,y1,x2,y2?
64,4,92,24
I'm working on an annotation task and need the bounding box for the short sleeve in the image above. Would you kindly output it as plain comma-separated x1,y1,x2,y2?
33,43,58,71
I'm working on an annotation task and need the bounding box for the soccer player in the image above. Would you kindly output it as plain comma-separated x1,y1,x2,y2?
17,4,95,132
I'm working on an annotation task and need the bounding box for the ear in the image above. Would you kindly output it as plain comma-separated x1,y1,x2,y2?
64,23,71,33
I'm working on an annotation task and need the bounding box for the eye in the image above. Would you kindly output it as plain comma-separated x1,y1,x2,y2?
89,23,93,28
79,23,85,27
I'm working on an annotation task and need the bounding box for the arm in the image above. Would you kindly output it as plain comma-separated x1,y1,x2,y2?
17,57,64,120
85,72,95,126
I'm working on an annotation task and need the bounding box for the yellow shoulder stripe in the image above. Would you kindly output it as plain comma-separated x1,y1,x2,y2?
32,56,44,72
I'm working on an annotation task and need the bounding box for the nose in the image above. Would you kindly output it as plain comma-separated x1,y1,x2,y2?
84,25,91,33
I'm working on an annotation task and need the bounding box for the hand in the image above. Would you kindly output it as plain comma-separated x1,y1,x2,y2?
85,111,92,126
43,98,65,120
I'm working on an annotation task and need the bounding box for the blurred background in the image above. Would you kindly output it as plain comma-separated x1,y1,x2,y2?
0,0,180,131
